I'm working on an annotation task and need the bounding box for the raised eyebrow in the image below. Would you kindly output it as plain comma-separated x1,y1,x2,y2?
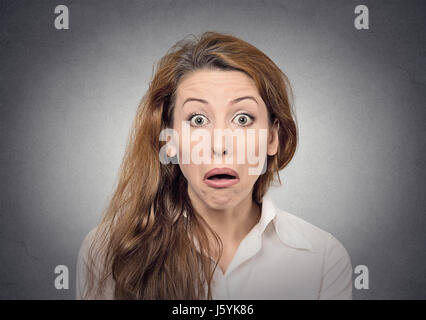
182,96,259,108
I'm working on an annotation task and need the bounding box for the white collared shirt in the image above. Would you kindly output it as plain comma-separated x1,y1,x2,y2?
76,194,353,299
207,194,353,299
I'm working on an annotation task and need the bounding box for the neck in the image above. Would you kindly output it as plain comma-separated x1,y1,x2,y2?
188,188,261,250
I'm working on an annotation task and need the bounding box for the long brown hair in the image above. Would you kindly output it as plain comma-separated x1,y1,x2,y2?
83,31,298,299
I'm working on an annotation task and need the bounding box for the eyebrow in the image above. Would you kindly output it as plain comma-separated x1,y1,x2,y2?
182,96,259,108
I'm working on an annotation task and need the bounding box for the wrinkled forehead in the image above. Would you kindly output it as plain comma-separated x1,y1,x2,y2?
175,69,261,101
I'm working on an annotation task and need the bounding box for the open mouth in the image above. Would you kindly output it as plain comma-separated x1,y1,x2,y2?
203,168,240,188
207,174,237,180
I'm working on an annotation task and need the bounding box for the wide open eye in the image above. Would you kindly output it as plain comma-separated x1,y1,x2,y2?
189,114,209,127
232,113,254,126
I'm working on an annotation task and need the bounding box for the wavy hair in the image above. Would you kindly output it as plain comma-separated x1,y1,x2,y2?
83,31,298,299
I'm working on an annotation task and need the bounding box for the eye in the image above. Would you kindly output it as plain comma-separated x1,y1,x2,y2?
188,113,209,127
232,113,254,126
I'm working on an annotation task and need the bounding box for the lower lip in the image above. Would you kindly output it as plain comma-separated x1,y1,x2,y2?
203,177,240,188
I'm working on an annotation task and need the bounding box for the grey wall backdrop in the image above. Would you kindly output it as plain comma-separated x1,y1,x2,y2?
0,0,425,299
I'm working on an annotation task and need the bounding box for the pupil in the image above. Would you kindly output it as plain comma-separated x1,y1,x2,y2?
239,116,246,124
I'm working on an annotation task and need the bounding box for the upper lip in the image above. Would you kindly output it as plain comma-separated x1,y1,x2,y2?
204,167,239,180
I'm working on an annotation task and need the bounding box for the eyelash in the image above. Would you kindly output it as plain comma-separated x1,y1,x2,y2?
187,112,255,126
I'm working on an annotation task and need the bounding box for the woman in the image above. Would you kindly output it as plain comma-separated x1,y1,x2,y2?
76,31,353,299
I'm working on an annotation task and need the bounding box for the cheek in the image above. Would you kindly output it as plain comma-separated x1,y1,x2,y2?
177,163,195,184
176,132,201,163
255,128,269,152
240,127,269,177
244,127,269,162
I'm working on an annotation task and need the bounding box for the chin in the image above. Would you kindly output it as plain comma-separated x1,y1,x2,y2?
204,193,237,208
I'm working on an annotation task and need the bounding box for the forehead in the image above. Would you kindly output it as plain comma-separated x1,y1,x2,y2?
176,69,259,97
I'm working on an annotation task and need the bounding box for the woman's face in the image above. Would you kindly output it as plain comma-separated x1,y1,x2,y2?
171,69,279,210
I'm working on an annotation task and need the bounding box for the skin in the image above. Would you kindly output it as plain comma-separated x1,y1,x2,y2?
169,69,279,274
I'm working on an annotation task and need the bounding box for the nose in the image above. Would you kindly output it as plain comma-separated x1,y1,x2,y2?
211,123,232,159
213,144,228,157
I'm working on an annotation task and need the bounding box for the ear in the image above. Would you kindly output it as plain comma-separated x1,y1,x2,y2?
267,118,279,156
167,143,177,158
166,134,178,158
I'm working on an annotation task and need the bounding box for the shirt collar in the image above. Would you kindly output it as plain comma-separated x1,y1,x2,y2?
256,194,314,252
185,193,314,252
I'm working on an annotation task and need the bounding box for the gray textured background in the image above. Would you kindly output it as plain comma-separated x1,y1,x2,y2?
0,0,425,299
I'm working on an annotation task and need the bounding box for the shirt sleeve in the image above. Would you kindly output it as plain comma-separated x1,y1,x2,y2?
75,230,93,300
75,227,115,299
318,232,353,300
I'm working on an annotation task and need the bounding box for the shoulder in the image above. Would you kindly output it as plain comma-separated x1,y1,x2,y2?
273,207,353,299
77,224,111,275
76,227,99,298
277,209,343,252
78,227,98,258
77,226,103,272
76,225,114,299
274,206,348,256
